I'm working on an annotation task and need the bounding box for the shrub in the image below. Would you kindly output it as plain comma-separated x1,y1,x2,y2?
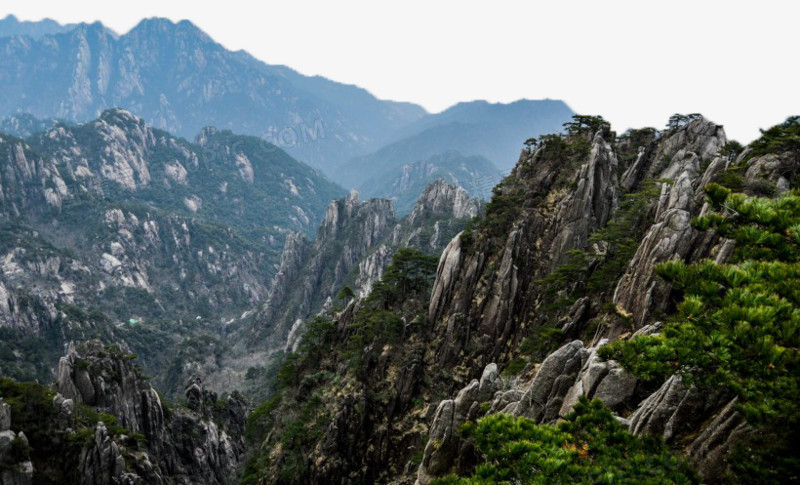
602,187,800,481
434,397,695,484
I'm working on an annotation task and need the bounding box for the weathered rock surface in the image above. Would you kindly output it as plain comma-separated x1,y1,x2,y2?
614,119,726,327
0,399,33,485
416,364,501,485
413,118,796,484
53,340,246,485
427,127,624,373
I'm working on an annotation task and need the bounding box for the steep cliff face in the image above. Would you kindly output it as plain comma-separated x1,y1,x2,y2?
250,190,396,353
612,121,727,326
253,115,798,484
414,117,799,484
249,181,479,356
0,340,247,484
426,126,623,375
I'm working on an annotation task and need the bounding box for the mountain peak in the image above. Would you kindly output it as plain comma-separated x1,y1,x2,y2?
408,179,480,224
97,108,143,126
129,17,211,42
0,14,76,39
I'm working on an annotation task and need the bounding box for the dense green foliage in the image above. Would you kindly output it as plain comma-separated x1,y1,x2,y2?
665,114,704,132
602,185,800,481
433,397,695,485
371,248,439,307
749,116,800,163
563,115,611,137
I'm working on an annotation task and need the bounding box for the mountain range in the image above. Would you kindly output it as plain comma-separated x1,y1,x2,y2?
0,11,795,485
0,14,78,38
0,17,573,198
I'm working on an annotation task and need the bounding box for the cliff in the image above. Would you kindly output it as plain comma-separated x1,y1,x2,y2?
0,340,247,484
249,115,799,484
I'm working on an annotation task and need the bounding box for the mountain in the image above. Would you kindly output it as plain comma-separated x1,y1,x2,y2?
338,99,574,189
251,180,479,349
1,110,797,484
157,181,480,400
0,16,575,195
0,14,78,38
358,151,501,215
0,108,344,383
243,115,800,483
0,17,426,177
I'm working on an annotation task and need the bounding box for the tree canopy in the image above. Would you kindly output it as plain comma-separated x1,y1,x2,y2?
562,114,610,137
750,116,800,168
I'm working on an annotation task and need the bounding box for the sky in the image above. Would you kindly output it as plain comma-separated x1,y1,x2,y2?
4,0,799,142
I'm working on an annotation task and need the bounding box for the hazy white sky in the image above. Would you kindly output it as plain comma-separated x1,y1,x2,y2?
5,0,799,142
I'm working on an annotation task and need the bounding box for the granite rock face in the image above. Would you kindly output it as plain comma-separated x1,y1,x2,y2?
250,180,479,358
416,364,501,485
414,117,794,484
613,119,727,327
0,399,33,485
52,340,246,485
253,189,397,352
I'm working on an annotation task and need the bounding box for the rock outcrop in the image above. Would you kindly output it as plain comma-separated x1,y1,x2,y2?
613,119,727,326
427,126,622,372
250,181,479,355
52,340,246,484
0,399,33,485
252,189,397,351
413,117,794,484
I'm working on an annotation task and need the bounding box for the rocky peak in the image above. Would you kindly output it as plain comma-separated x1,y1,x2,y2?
613,117,727,327
56,340,165,437
547,129,620,269
407,180,480,226
128,17,214,46
318,189,395,246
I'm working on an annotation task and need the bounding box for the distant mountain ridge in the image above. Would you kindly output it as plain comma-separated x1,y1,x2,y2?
358,151,502,215
0,17,426,176
0,16,573,193
0,14,80,38
339,99,574,189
